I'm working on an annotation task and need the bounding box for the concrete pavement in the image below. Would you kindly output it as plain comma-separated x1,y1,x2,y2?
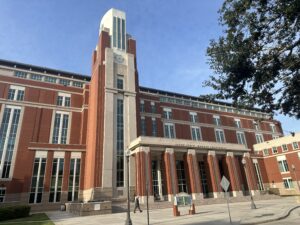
47,197,300,225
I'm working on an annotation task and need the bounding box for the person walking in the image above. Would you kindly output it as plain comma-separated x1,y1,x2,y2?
133,194,142,213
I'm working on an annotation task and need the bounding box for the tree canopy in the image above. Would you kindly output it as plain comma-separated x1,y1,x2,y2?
205,0,300,119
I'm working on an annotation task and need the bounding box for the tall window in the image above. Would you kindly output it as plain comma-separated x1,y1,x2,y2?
236,131,247,146
150,102,156,113
141,117,146,136
51,112,69,144
151,118,157,137
253,162,264,190
272,147,278,154
29,156,46,203
278,159,289,173
113,16,126,50
213,115,221,126
7,85,25,101
283,178,294,189
282,144,288,152
0,106,21,178
255,133,264,143
191,126,201,141
68,157,81,201
116,98,124,187
163,108,172,119
0,188,6,202
215,129,225,143
253,121,260,130
263,149,269,156
164,123,175,138
49,157,64,202
56,93,71,107
198,161,209,197
270,124,276,133
190,112,198,123
117,76,124,90
140,100,145,112
176,160,187,193
234,119,242,128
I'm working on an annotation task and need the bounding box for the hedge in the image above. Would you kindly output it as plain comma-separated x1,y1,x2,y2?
0,205,31,221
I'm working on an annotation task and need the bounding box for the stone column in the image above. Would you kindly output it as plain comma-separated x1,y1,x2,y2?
243,153,258,196
186,149,203,200
163,148,178,202
157,160,164,200
207,151,222,198
135,146,153,203
226,152,243,197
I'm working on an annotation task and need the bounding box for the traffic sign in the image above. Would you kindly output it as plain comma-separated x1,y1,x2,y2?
220,176,230,192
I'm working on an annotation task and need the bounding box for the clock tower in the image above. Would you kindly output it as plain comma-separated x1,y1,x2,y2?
82,8,139,201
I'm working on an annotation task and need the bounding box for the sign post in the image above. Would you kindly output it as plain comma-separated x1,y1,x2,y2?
220,176,232,224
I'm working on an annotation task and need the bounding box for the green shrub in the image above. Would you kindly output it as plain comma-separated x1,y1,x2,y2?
0,205,31,221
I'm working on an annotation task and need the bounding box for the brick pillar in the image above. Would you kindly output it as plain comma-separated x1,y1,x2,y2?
243,153,258,195
226,152,243,197
207,151,222,198
164,148,178,202
186,149,203,200
135,146,153,203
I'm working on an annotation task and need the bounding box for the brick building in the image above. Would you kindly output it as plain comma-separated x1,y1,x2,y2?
0,8,290,210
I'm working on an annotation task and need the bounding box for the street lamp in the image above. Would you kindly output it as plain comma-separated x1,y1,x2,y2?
241,158,257,209
291,164,300,192
125,150,132,225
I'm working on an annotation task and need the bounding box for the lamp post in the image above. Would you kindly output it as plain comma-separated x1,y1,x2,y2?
291,164,300,192
125,150,132,225
241,158,256,209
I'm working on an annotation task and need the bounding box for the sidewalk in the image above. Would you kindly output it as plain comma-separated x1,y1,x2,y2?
47,197,299,225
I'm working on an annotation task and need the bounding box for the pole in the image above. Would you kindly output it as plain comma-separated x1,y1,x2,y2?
146,153,150,225
225,191,232,224
125,154,132,225
242,158,256,209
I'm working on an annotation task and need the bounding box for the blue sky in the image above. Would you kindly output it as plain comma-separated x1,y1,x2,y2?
0,0,299,133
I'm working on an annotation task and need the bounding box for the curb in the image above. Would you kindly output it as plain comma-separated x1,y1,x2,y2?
240,205,300,225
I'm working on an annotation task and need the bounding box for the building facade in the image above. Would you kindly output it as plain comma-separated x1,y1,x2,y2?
0,9,287,209
254,133,300,195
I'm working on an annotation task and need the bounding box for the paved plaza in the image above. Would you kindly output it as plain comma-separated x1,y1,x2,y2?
47,197,300,225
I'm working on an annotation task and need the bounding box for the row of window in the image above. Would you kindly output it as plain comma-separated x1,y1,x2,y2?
14,71,84,88
7,85,72,107
141,120,249,145
263,142,299,156
29,154,81,204
158,96,269,119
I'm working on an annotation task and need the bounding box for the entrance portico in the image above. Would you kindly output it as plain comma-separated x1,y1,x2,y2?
129,136,256,203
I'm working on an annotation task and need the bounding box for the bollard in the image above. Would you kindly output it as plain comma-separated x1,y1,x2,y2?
173,205,180,216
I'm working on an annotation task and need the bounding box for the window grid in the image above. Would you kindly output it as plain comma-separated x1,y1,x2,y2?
30,74,43,81
278,160,289,173
151,118,157,137
15,71,27,78
191,126,201,141
176,160,187,193
29,157,46,204
140,101,145,113
190,113,198,123
163,109,172,120
255,134,264,143
283,178,293,189
7,86,25,101
140,117,146,136
213,116,221,126
0,106,21,178
234,119,242,128
292,142,299,150
68,158,81,201
236,131,247,146
49,158,64,202
150,102,156,113
272,147,278,154
45,76,57,83
56,93,71,107
282,144,288,152
263,149,269,156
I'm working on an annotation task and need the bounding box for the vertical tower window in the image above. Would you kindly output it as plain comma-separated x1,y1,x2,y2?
51,112,69,144
49,157,64,202
113,16,126,50
117,75,124,90
68,156,81,201
29,154,46,204
0,106,21,179
116,98,124,187
151,118,157,137
140,117,146,136
121,19,125,50
113,17,117,48
7,85,25,101
191,126,201,141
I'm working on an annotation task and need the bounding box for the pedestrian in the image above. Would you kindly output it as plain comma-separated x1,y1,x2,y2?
133,193,142,213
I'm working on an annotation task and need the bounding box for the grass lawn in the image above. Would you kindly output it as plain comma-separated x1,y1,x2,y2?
0,213,54,225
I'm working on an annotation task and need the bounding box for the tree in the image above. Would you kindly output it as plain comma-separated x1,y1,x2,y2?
205,0,300,119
